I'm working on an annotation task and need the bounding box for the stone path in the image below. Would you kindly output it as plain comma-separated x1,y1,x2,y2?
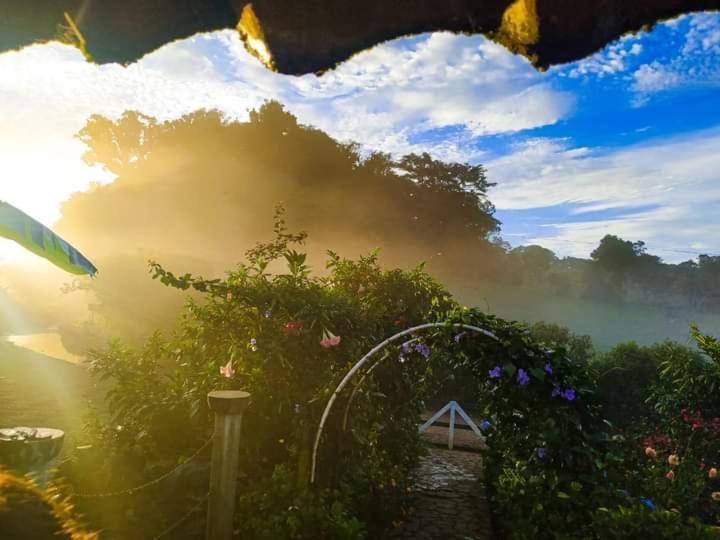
383,446,494,540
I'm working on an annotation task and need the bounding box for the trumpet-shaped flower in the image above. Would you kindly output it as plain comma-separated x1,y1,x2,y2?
709,467,718,479
220,360,235,378
489,366,502,379
666,470,675,481
517,369,530,386
320,329,341,348
644,447,657,458
668,454,680,466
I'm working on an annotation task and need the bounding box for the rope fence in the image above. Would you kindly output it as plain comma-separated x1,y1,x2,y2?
153,492,209,540
66,436,212,499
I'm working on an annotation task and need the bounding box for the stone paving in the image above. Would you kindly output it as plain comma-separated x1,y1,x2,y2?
383,445,494,540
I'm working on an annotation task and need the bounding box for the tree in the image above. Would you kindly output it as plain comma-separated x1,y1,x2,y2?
508,245,558,285
76,111,159,177
591,235,649,274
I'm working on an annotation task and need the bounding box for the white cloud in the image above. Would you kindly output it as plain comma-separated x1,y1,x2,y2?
488,129,720,262
563,35,644,79
630,12,720,102
0,30,574,229
558,12,720,105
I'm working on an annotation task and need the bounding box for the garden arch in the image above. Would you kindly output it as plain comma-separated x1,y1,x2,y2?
310,322,501,484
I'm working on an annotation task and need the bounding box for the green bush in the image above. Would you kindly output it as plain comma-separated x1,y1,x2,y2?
592,341,704,430
235,465,366,539
71,207,451,537
590,504,719,539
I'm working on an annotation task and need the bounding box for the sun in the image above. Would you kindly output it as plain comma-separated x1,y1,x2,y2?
0,143,102,264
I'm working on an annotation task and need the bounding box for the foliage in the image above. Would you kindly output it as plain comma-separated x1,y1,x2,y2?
235,465,366,539
591,341,704,430
0,468,97,540
77,207,452,537
590,504,718,540
526,321,594,364
415,308,616,539
591,326,720,538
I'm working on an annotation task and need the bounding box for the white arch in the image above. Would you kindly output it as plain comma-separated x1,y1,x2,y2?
311,322,500,484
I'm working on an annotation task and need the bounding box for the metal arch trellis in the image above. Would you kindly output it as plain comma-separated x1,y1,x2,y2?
310,322,501,485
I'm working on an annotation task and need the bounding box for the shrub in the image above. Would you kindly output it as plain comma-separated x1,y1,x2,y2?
592,341,704,430
71,207,452,537
590,504,718,540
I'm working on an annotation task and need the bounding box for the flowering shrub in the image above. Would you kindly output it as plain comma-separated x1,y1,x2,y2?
594,326,720,537
72,207,453,537
405,308,619,538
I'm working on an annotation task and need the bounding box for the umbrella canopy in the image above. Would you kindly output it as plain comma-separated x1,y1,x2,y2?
0,201,97,276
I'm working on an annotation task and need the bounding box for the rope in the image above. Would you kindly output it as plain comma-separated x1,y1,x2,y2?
70,437,212,499
152,492,209,540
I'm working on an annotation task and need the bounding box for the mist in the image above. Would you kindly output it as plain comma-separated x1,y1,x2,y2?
1,101,717,354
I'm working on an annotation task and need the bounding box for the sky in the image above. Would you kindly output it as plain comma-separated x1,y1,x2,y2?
0,11,719,264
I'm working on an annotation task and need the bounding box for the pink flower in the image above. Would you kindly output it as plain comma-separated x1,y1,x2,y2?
709,467,718,479
668,454,680,466
220,360,235,378
320,329,341,348
645,447,657,458
666,470,675,481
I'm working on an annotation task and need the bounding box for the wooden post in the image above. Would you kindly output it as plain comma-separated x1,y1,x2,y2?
206,390,251,540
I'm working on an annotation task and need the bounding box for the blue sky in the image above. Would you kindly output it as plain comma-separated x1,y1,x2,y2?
0,11,719,264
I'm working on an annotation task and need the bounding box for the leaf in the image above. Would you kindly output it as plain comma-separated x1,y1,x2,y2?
557,491,571,499
504,363,517,378
528,367,545,381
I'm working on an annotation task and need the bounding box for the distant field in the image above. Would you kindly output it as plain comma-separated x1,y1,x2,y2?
0,339,97,450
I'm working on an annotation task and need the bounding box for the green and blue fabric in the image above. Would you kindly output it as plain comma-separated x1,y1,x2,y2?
0,201,97,276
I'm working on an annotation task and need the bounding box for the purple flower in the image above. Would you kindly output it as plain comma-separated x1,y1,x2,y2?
415,343,431,359
479,420,491,431
489,366,502,379
537,447,546,459
544,362,553,375
562,388,576,401
454,332,466,343
250,338,257,346
401,341,413,354
264,310,272,318
551,387,561,398
517,368,530,386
